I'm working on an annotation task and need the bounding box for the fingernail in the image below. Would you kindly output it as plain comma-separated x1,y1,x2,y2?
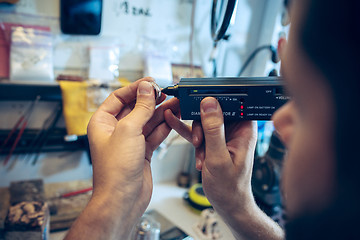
139,81,152,95
201,98,218,113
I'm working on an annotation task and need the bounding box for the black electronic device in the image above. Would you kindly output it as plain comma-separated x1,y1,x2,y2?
60,0,102,35
162,77,289,121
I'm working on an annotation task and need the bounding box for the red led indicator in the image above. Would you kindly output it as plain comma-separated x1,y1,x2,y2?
240,105,244,110
241,113,244,116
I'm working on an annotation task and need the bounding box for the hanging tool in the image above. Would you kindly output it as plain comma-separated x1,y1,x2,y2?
30,103,63,165
61,187,93,198
0,96,40,166
23,103,62,164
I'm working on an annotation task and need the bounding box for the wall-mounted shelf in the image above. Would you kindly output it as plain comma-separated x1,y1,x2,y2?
0,81,91,163
0,129,89,155
0,81,62,102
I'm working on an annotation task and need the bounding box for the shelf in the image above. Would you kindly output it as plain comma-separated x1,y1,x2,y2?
0,81,62,101
0,81,91,162
0,128,91,164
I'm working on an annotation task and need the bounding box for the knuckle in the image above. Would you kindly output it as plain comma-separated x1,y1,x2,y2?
117,119,138,132
206,158,228,174
143,124,151,136
203,119,223,136
157,126,170,142
136,101,154,114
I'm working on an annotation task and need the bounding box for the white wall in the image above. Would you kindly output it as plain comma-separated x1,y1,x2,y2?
0,0,284,79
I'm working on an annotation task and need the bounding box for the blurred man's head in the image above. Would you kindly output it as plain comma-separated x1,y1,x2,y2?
273,0,360,220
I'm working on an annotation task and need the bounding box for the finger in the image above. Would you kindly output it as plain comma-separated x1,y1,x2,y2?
164,109,193,143
143,98,180,137
99,77,154,117
225,121,257,146
115,103,134,121
200,97,230,169
156,93,167,105
192,121,203,148
225,121,257,168
195,144,205,171
122,81,156,129
145,122,172,154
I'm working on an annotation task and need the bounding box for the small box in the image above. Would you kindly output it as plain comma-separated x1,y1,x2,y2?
9,180,44,205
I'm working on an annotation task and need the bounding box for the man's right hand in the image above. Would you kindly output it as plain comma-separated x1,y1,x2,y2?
165,97,284,240
165,97,257,214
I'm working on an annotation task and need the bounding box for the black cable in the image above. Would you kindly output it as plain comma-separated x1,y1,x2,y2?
211,0,237,42
213,58,217,77
237,45,279,77
211,42,218,77
189,0,196,74
210,0,237,77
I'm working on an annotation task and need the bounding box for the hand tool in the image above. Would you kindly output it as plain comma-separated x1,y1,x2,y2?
0,96,40,165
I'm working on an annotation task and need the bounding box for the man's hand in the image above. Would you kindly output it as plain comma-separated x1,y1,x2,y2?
165,97,257,213
66,77,179,240
165,97,284,240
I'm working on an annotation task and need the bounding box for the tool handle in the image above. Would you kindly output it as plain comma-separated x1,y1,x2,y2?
61,187,93,198
4,120,27,165
0,116,24,154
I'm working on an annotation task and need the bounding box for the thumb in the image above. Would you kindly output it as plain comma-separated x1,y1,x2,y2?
123,81,156,129
200,97,230,168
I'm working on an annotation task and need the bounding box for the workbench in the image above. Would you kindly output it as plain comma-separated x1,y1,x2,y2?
50,182,236,240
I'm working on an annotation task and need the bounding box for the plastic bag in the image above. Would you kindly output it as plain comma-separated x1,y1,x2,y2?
59,80,93,136
10,26,54,81
59,80,122,136
88,45,120,82
0,22,51,79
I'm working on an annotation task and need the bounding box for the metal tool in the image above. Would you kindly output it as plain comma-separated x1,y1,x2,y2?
0,96,40,165
31,103,63,165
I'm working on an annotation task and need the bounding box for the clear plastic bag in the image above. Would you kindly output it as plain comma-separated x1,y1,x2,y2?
10,26,54,81
0,19,52,79
88,45,120,83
